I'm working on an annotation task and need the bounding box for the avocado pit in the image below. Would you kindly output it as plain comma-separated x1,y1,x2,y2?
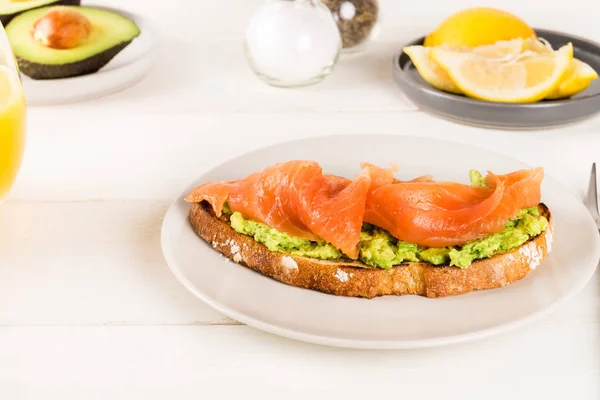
31,7,91,49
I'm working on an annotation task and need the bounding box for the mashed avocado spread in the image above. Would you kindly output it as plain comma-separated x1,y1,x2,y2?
226,170,548,269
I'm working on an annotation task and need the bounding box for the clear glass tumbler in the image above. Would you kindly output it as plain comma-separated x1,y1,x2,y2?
0,24,26,204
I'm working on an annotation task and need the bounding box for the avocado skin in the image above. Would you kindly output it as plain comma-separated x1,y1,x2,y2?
17,40,134,80
0,0,81,26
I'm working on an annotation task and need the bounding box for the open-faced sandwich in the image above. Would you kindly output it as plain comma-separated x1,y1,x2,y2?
184,161,553,298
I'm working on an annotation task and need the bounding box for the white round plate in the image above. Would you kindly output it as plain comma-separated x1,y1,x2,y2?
20,6,159,105
161,135,600,349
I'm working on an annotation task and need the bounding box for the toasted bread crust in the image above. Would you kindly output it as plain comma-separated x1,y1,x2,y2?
188,202,553,298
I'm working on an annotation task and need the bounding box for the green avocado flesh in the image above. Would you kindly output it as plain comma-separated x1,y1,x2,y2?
224,170,549,269
0,0,80,25
229,207,547,269
6,6,140,79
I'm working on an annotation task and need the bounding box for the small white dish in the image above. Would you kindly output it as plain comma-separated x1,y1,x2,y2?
161,135,600,349
20,6,159,106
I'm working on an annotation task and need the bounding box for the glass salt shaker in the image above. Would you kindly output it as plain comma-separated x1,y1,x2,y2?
245,0,342,87
321,0,380,53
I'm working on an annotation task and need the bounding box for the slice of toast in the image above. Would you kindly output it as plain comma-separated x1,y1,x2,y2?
188,202,553,298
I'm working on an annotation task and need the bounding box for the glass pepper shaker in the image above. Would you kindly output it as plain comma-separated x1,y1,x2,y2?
245,0,342,87
321,0,380,53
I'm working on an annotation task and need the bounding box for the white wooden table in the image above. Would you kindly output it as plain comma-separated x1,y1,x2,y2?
1,0,599,398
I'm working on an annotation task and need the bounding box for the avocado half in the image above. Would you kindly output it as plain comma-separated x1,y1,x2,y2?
5,6,141,80
0,0,80,26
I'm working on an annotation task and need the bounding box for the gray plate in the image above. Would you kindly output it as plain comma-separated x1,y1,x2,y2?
393,29,600,129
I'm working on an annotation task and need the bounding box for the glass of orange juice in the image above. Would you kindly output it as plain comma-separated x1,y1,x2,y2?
0,25,26,204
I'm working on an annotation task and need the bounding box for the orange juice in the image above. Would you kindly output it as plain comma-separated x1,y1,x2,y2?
0,66,26,202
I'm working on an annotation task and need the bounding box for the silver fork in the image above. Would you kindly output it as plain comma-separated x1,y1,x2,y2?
584,163,600,231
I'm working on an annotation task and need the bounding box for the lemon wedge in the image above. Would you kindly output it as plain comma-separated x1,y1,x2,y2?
404,38,526,94
430,43,573,103
403,45,462,94
546,58,598,99
522,38,598,99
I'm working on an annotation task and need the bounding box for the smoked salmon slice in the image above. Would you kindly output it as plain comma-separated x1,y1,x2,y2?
364,167,544,247
186,161,544,255
185,161,372,259
184,180,239,217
